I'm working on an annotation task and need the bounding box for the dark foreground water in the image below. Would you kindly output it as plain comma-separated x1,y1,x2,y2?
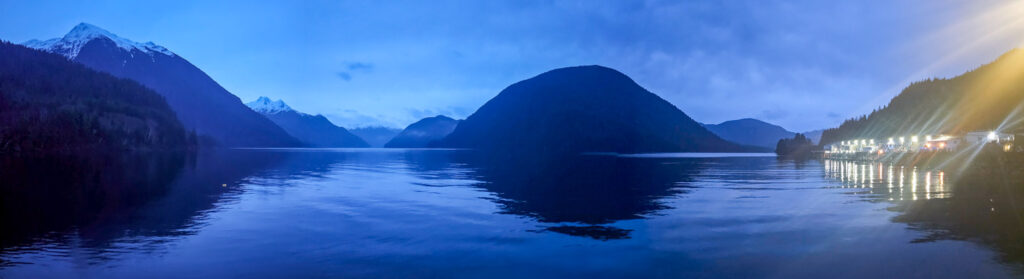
1,149,1023,278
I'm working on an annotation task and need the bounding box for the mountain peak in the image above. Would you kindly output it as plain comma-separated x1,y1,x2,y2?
539,65,628,80
710,118,790,132
703,118,794,150
246,96,294,114
385,115,460,148
22,22,175,59
718,118,771,126
65,22,116,41
440,65,748,153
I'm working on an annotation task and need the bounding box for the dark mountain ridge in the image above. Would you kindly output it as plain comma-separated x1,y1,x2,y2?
24,23,301,147
801,129,824,145
246,97,368,147
439,65,750,154
821,49,1024,144
384,115,459,148
0,41,189,153
703,118,796,150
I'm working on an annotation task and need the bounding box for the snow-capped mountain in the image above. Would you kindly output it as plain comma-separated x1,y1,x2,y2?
21,23,302,147
246,97,368,147
246,97,295,114
24,23,174,59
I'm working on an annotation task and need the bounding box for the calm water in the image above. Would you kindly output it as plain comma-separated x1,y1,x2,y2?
1,149,1022,278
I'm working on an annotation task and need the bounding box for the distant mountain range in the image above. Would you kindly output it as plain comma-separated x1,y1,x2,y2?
385,115,459,148
350,127,402,147
802,129,823,145
0,42,189,152
7,23,841,153
703,118,795,150
821,48,1024,145
23,23,301,147
439,65,751,154
246,97,368,147
702,118,825,150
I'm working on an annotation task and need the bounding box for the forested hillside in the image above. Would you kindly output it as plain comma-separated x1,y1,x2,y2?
440,65,749,154
821,49,1024,144
0,41,191,153
25,23,301,147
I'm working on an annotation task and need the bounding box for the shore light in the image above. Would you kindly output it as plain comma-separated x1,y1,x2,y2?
869,139,875,144
925,135,932,141
899,137,905,144
861,139,866,145
988,132,997,141
911,136,919,143
888,138,894,144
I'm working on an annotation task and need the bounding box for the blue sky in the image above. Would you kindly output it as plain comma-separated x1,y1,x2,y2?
2,0,1023,131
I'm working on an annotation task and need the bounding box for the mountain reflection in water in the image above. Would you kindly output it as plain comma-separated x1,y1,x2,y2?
0,150,1021,278
0,150,288,265
450,153,706,240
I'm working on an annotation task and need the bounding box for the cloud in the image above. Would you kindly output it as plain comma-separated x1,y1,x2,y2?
46,0,999,133
346,62,374,71
404,106,472,120
324,106,472,129
336,72,352,81
325,109,395,128
336,62,374,82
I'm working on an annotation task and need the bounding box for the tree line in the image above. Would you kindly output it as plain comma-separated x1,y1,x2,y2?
0,41,194,153
821,49,1024,145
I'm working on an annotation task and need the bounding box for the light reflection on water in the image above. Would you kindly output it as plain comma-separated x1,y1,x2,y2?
823,160,951,200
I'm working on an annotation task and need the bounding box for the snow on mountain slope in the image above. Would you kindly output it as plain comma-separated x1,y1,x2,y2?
246,96,296,114
23,22,175,59
245,97,368,147
19,22,303,147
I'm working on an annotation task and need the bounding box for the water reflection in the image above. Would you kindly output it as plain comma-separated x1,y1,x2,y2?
890,170,1024,270
0,149,699,260
823,160,951,200
3,151,1022,277
824,159,1024,271
0,150,289,267
449,153,705,240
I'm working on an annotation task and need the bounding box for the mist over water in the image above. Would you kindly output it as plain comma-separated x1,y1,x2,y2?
0,149,1021,278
